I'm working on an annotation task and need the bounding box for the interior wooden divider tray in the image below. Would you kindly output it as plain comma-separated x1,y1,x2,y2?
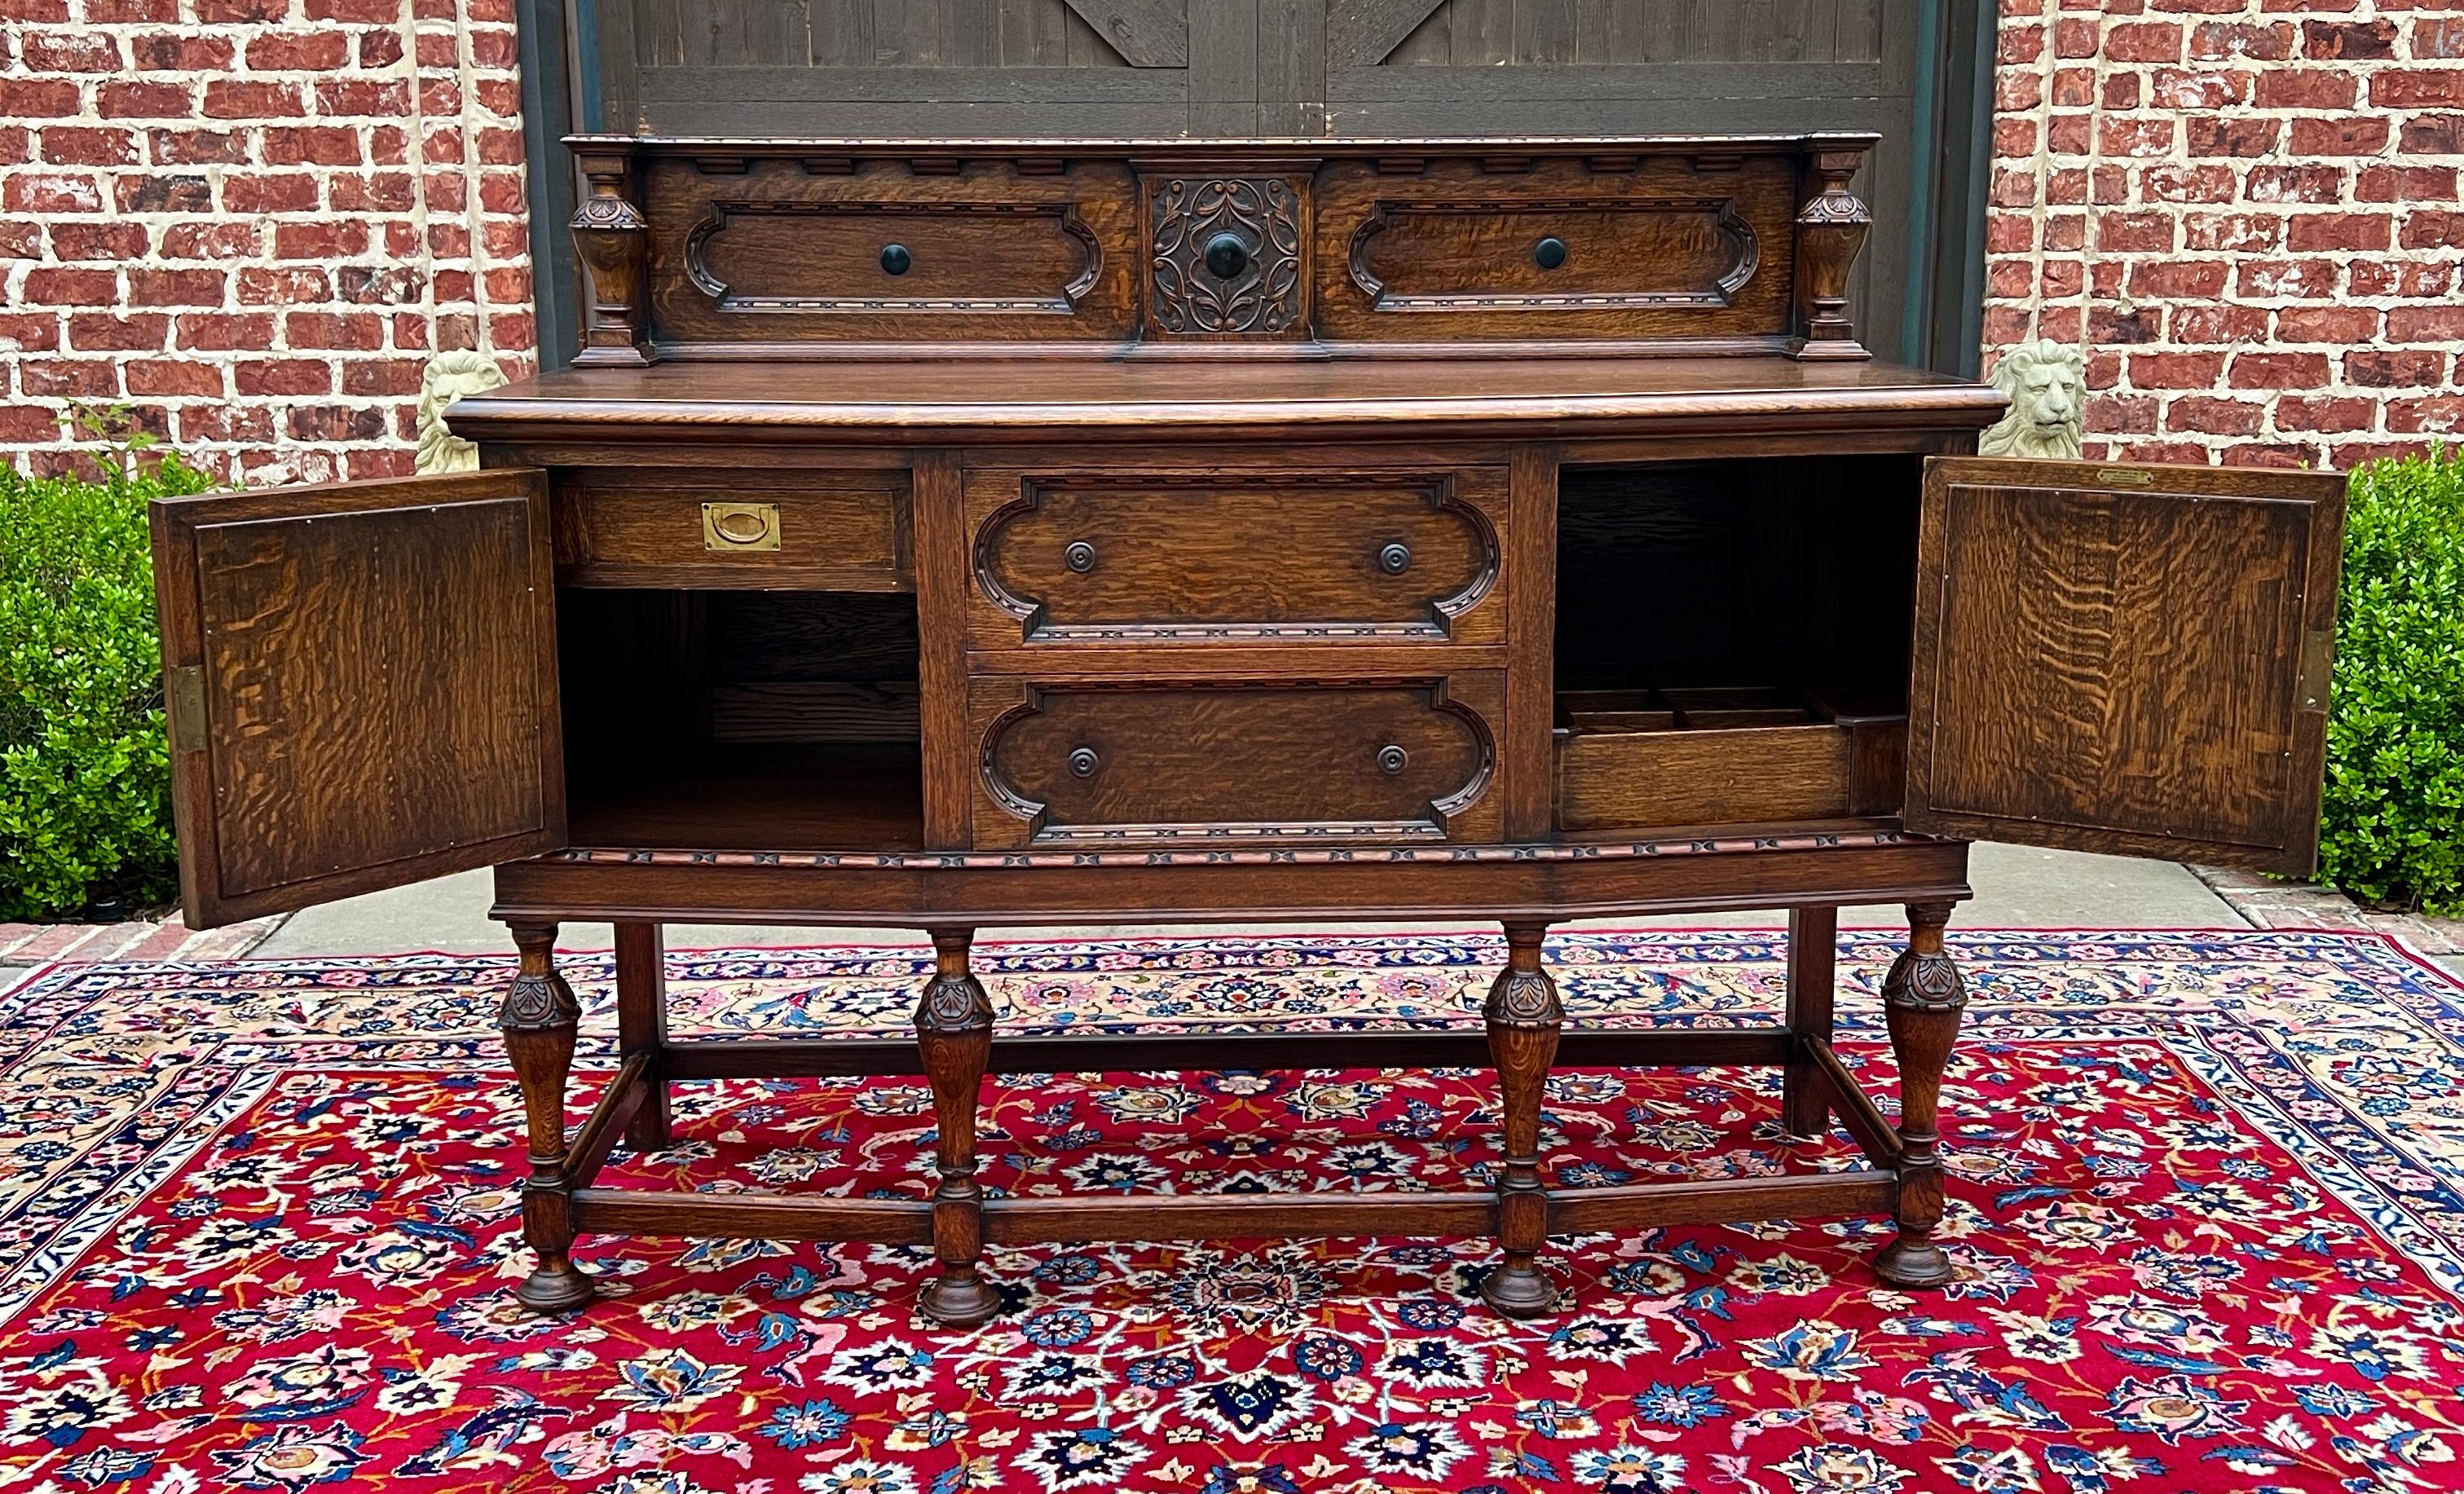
1554,685,1907,831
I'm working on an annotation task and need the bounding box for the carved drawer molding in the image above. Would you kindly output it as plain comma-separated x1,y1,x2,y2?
969,675,1502,848
964,466,1506,649
1347,196,1761,313
682,200,1103,316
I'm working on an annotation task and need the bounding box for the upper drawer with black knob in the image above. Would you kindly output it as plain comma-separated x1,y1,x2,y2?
641,154,1141,346
1314,152,1800,346
962,465,1508,652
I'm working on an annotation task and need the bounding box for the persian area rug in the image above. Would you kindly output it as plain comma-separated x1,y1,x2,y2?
2,931,2463,1494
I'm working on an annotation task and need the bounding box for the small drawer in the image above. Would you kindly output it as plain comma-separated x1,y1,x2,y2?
553,469,910,589
965,466,1505,649
971,673,1504,848
1554,687,1906,832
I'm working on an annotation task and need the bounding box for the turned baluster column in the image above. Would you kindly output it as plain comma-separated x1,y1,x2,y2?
915,928,1000,1327
1482,921,1562,1317
1875,901,1967,1289
501,923,596,1311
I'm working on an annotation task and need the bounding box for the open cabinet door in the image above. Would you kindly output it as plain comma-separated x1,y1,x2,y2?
1906,456,2345,874
151,470,565,928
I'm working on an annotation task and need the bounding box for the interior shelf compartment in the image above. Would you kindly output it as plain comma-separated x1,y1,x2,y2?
1554,685,1906,832
566,743,926,853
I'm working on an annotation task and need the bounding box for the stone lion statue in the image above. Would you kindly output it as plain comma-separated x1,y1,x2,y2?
415,350,509,474
1979,338,2086,460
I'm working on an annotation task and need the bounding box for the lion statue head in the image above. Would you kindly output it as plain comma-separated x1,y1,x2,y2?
415,350,510,474
1979,338,2086,461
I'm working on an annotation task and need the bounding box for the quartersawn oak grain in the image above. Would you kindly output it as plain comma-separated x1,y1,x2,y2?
1906,456,2347,873
150,469,565,928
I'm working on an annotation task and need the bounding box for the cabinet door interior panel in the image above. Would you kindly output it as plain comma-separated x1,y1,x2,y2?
150,470,566,926
1906,458,2346,872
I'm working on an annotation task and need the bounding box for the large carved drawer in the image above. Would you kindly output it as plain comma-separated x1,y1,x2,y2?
553,469,910,589
968,674,1504,848
963,466,1506,650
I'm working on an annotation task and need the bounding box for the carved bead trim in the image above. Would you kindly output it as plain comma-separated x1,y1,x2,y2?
1149,178,1304,335
549,827,1917,869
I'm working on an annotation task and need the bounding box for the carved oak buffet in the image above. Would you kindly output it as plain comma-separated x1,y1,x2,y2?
149,134,2346,1325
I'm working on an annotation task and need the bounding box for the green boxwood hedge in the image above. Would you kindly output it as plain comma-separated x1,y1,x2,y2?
2316,447,2464,915
0,444,214,919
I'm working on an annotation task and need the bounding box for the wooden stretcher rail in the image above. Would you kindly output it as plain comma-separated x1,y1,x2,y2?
655,1025,1795,1080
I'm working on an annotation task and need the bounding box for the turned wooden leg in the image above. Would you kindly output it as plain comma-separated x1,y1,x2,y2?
915,928,999,1327
501,923,596,1312
1482,921,1562,1318
613,922,673,1153
1875,901,1966,1289
1782,905,1839,1139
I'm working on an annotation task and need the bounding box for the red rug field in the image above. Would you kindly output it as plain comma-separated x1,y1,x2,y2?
1,929,2460,1492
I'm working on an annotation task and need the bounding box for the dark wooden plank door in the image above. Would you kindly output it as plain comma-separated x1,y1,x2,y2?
151,471,566,928
602,0,1203,135
1905,457,2347,875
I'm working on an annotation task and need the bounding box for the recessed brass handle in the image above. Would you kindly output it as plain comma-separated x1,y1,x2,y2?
1378,542,1411,575
1064,540,1097,574
1068,746,1100,778
703,502,780,551
1376,744,1408,775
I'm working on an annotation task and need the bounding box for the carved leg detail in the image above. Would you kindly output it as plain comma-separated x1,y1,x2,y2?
1876,901,1966,1289
502,923,596,1312
915,929,1000,1328
1482,922,1562,1318
1783,906,1839,1140
613,922,673,1153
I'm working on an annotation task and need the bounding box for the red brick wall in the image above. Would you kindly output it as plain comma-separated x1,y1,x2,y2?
1987,0,2464,469
0,0,533,483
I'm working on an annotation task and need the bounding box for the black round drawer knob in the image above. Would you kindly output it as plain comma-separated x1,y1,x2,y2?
1204,232,1250,280
1377,542,1411,575
1376,744,1408,775
1533,236,1568,271
1064,540,1096,573
880,243,912,275
1068,746,1100,778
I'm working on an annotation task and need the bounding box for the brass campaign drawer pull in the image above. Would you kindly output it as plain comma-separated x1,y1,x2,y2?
702,501,780,551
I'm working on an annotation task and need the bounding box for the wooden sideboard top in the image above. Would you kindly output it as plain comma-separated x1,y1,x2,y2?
452,355,2005,446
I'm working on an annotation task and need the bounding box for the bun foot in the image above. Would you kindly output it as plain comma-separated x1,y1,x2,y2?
514,1258,597,1313
1479,1263,1559,1319
919,1271,1001,1328
1874,1237,1953,1289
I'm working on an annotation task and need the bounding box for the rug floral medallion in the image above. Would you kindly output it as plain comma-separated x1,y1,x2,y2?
2,929,2462,1494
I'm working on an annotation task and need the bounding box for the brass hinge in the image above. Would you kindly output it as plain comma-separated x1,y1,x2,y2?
168,664,206,751
2296,627,2334,713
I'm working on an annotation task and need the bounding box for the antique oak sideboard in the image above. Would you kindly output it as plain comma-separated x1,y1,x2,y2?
149,135,2346,1325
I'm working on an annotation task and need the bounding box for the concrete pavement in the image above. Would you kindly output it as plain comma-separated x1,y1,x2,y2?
251,841,2252,957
